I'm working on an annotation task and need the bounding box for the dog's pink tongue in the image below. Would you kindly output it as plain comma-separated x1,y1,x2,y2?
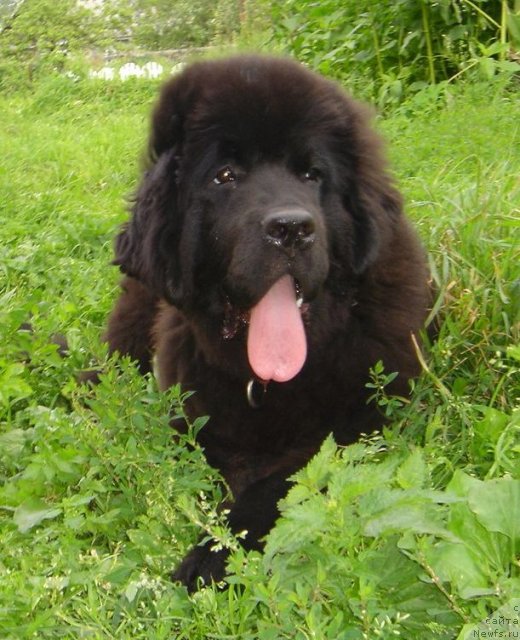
247,275,307,383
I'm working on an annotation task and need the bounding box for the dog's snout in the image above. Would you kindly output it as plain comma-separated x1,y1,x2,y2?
263,209,316,252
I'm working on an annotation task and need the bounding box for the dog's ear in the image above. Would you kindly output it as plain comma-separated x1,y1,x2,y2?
329,97,403,282
342,161,402,275
113,71,199,305
113,149,184,304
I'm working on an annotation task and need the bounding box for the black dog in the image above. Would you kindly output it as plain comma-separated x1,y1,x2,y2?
100,55,432,591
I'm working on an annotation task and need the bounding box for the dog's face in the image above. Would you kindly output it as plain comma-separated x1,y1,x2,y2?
115,56,403,381
177,134,330,310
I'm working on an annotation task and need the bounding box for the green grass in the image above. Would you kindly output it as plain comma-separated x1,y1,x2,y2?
0,75,519,639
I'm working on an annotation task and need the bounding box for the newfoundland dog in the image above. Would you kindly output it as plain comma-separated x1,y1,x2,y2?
100,55,432,591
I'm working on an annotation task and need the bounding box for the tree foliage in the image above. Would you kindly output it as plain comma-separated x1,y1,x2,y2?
126,0,223,49
0,0,99,83
0,1,93,60
0,0,254,86
123,0,265,49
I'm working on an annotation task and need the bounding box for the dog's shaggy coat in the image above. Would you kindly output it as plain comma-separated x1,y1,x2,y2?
102,55,432,591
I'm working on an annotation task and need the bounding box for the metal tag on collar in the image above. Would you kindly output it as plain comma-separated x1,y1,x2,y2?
246,378,268,408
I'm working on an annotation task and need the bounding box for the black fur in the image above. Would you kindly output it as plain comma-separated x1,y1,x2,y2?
100,55,432,591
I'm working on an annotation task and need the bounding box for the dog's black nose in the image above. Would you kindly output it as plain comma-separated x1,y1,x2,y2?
263,209,316,252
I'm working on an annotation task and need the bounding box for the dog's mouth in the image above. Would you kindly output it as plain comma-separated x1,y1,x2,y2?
222,275,310,383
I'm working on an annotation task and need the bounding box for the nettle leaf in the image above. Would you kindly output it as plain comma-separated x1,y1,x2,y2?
363,496,449,539
326,450,401,507
290,434,338,491
263,499,328,564
360,482,455,540
13,498,62,533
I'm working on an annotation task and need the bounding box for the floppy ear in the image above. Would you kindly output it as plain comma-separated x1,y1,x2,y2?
113,71,198,305
330,97,403,280
113,149,185,304
342,162,402,274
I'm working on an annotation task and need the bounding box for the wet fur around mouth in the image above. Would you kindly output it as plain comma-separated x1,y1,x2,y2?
97,54,433,592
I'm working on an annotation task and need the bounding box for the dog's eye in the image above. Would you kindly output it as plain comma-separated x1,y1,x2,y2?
303,167,322,182
214,166,236,185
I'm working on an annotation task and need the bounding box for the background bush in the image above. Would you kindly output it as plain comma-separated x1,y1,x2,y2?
0,0,243,89
1,0,518,103
268,0,520,106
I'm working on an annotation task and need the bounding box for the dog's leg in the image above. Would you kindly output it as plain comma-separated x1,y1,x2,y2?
172,470,291,592
80,277,158,384
103,276,158,375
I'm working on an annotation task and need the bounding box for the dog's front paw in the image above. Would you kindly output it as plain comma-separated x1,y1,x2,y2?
172,543,229,592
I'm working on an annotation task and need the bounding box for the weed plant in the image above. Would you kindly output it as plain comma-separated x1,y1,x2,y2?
0,77,519,639
268,0,520,109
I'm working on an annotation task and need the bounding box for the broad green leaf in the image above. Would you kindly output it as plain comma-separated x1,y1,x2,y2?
363,500,449,538
473,406,510,447
447,470,480,497
467,477,520,542
0,362,33,406
396,447,428,489
106,563,137,586
13,498,62,533
424,541,491,598
506,10,520,43
125,580,139,603
358,538,460,629
507,344,520,362
447,471,510,567
0,428,26,458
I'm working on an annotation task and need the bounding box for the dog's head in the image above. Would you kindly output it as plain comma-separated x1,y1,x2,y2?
114,55,403,381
